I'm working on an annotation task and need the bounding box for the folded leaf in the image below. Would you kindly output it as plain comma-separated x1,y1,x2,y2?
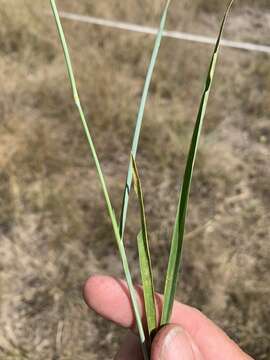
137,232,157,339
132,157,157,338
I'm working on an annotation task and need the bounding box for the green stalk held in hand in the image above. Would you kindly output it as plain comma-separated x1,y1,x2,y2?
50,0,234,356
161,0,234,325
49,1,148,359
50,0,171,358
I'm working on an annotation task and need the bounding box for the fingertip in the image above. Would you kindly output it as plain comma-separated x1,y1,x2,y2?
151,325,203,360
151,325,180,359
83,275,136,328
83,274,109,308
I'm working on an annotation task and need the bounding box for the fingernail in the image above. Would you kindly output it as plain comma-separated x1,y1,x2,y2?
160,327,195,360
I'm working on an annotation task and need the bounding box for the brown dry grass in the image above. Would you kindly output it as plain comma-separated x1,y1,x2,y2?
0,1,269,359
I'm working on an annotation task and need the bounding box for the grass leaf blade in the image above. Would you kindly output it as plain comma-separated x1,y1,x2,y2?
161,0,234,326
49,1,149,358
132,157,157,338
119,0,171,239
137,232,157,339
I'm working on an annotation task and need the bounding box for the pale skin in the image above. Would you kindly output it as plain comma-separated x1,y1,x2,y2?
83,275,253,360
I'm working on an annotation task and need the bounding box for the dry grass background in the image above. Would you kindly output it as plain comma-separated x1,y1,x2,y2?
0,0,269,359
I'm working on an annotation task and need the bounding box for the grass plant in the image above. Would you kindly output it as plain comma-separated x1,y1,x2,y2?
50,0,234,357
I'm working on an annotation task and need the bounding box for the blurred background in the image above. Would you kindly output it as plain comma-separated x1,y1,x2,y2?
0,0,269,359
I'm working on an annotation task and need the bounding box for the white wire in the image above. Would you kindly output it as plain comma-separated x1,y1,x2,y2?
58,11,270,55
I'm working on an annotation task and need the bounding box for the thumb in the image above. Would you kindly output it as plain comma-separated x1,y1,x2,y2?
151,325,204,360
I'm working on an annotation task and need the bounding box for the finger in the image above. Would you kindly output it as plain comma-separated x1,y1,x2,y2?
151,324,204,360
84,275,252,360
114,331,143,360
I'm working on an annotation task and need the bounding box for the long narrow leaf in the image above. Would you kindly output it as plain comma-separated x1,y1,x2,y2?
161,0,234,326
49,2,149,359
119,0,171,239
132,157,156,339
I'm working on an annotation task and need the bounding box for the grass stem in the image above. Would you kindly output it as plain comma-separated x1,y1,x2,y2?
49,1,149,358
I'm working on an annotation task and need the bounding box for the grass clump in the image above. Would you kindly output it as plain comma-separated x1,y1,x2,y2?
50,0,234,357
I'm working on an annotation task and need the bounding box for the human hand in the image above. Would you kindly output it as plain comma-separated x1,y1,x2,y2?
83,275,253,360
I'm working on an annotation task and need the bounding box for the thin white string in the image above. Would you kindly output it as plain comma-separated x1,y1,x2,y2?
58,11,270,55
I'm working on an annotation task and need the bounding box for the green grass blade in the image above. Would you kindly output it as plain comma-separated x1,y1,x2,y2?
119,0,171,239
132,157,157,338
137,233,156,342
161,0,234,326
49,1,149,359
